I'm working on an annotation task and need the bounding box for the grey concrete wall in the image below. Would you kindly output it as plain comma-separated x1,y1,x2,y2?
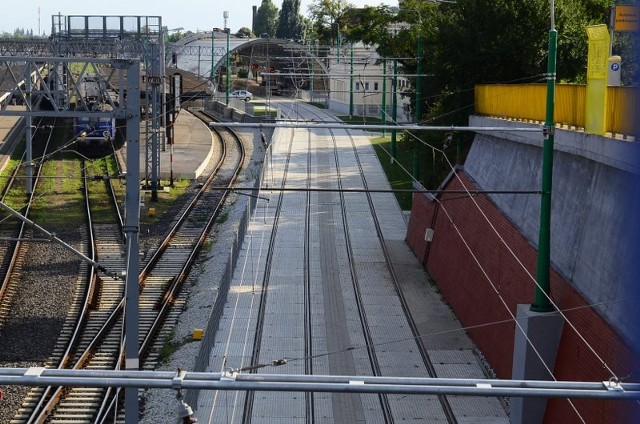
465,116,640,348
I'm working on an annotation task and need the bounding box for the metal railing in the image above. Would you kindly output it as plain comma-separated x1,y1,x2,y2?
475,83,638,137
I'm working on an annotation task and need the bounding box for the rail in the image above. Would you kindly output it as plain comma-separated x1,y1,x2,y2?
475,84,638,137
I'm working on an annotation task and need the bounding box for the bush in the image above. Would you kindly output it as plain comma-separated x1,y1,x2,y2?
237,68,249,78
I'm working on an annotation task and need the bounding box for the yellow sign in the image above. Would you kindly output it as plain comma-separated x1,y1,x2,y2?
615,5,640,32
585,25,610,135
586,25,610,79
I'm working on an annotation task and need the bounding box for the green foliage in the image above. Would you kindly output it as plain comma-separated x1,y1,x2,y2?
165,27,185,43
237,68,249,78
277,0,304,39
236,27,254,38
346,0,614,127
254,0,280,37
308,0,354,44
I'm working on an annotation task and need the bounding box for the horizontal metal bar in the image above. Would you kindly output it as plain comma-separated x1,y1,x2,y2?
0,56,136,64
262,72,429,78
209,121,542,133
0,110,126,118
211,187,543,195
0,368,637,399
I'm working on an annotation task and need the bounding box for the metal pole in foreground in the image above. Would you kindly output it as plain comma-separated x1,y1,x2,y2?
25,62,33,196
124,60,142,424
531,2,557,312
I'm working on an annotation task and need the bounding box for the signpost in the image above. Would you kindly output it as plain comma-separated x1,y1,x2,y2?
614,5,640,32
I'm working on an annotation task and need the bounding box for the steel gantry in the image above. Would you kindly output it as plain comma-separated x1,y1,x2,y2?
0,56,142,424
0,14,167,200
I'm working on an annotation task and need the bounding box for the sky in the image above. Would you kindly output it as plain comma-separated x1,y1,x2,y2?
2,0,398,35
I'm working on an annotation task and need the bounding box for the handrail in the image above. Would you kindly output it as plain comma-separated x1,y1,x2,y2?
475,83,638,137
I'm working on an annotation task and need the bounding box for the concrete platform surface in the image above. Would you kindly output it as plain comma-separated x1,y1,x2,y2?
118,109,214,181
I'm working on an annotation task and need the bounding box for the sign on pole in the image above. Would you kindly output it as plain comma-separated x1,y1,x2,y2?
614,5,640,32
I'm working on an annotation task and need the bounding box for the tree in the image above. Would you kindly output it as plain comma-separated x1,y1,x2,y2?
277,0,304,40
347,0,613,125
236,27,254,38
344,0,614,188
307,0,353,44
254,0,280,38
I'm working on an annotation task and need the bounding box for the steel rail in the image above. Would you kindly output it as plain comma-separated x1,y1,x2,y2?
327,120,395,423
25,160,98,423
94,111,245,422
241,125,297,424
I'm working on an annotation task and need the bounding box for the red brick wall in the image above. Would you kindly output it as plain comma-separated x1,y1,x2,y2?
407,171,639,423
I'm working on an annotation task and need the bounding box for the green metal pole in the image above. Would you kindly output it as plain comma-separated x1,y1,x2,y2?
349,43,354,118
391,59,398,159
337,32,341,64
381,58,387,136
310,37,314,103
210,29,216,84
531,27,558,313
413,33,423,180
226,29,230,105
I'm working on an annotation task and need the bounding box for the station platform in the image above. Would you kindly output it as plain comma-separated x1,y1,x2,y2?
0,106,25,173
122,109,214,181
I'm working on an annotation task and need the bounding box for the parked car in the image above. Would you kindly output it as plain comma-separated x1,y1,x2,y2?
229,90,253,101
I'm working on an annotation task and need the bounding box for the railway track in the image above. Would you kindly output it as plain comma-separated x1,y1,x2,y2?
203,100,459,423
0,118,56,327
11,155,121,423
10,113,246,423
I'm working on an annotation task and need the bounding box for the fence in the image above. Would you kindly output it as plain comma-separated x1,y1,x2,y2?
185,155,264,408
475,84,638,136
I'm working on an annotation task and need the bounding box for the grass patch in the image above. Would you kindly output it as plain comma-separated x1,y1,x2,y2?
29,159,85,226
201,239,215,253
252,106,278,117
158,333,191,364
369,135,415,211
307,102,326,109
217,211,229,224
140,178,191,226
337,115,383,125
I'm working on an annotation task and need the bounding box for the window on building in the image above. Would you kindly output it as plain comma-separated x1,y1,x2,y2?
365,82,370,90
374,82,379,91
356,82,360,91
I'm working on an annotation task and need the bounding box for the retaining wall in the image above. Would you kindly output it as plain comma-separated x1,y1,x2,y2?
406,117,640,422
